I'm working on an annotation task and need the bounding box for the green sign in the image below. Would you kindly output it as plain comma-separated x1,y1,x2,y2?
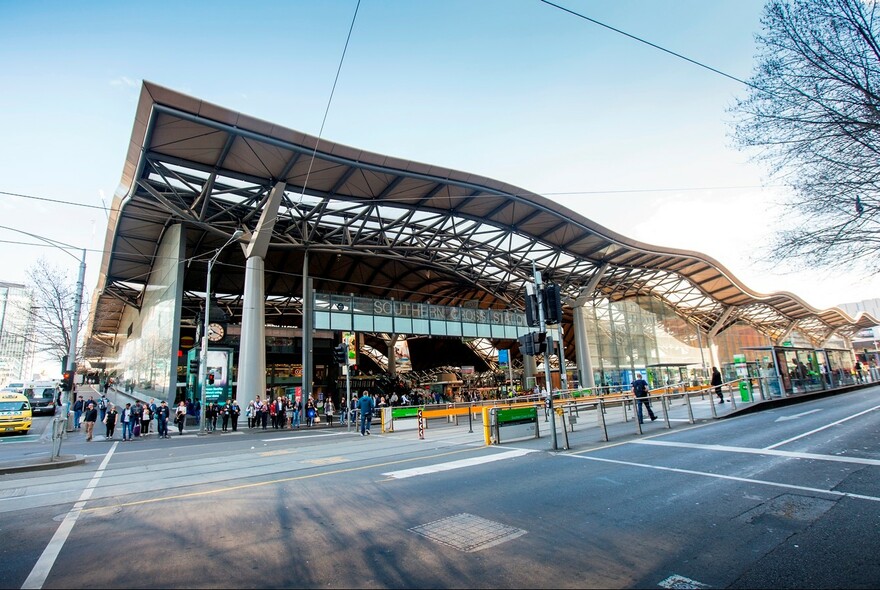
496,406,538,424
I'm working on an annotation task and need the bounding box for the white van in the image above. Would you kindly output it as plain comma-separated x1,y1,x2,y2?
23,381,60,416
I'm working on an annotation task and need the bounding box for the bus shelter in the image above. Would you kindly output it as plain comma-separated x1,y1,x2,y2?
740,345,846,398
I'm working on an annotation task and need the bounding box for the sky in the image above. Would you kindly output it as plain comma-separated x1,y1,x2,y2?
2,0,879,373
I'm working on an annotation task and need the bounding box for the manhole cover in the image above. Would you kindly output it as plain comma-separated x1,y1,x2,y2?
409,513,526,552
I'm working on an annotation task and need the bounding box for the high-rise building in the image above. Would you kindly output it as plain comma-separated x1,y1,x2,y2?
0,281,34,386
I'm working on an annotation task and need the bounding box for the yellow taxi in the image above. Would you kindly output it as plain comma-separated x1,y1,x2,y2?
0,391,32,434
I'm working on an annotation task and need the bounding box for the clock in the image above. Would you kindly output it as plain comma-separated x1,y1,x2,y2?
207,322,226,342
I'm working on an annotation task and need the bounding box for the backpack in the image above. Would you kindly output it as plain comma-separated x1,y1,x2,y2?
99,397,107,410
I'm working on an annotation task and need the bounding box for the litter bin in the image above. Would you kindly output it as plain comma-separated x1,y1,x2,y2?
738,380,752,402
66,410,76,432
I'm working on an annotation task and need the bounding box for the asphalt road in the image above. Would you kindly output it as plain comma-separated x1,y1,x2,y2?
1,387,878,589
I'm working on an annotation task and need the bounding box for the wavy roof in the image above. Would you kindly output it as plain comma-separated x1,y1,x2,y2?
85,82,877,358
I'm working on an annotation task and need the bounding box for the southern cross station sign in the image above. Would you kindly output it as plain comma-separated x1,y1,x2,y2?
315,293,529,339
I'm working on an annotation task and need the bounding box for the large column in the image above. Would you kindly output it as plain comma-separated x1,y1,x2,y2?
387,334,397,377
573,304,596,388
238,256,266,400
236,182,284,403
523,354,538,390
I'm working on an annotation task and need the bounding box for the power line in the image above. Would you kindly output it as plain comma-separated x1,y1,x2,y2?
539,0,759,90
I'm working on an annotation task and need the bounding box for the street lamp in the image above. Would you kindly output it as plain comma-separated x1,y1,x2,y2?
199,229,243,435
0,226,85,412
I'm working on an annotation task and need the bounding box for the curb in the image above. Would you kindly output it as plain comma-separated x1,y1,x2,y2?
0,454,86,475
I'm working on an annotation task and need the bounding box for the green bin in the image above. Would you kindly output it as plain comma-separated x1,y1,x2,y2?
738,380,752,402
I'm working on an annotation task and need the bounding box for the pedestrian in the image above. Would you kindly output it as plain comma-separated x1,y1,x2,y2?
291,398,301,429
631,373,657,425
104,403,118,439
324,397,335,427
175,401,187,435
148,398,158,433
156,400,171,438
357,390,374,436
246,400,255,429
711,367,724,403
73,395,84,429
121,402,134,441
140,402,152,437
83,402,98,441
306,397,317,427
98,394,109,423
229,399,241,431
221,401,230,432
855,360,864,384
260,399,269,429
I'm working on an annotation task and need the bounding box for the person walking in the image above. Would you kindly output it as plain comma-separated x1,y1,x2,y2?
323,398,335,427
98,394,109,424
104,403,118,439
175,401,187,435
156,400,171,438
711,367,724,403
121,403,134,441
357,390,374,436
631,373,657,425
83,402,98,441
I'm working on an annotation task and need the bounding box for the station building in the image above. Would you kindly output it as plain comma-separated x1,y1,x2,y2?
82,82,879,405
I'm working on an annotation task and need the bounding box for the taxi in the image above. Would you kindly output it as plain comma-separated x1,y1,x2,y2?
0,391,32,434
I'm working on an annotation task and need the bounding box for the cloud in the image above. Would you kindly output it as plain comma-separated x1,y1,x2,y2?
109,76,139,88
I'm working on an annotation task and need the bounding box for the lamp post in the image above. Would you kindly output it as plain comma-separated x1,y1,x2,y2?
199,229,243,435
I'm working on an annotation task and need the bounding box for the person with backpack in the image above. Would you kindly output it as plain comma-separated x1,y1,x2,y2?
98,394,109,424
631,373,657,425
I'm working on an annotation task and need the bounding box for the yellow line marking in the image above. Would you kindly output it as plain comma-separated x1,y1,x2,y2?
81,446,481,513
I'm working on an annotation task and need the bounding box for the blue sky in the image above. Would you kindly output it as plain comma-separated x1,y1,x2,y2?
1,0,878,336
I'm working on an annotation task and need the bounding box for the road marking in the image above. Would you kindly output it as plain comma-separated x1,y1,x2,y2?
80,446,482,513
382,449,535,479
774,408,823,422
261,431,349,442
22,441,118,589
630,439,880,466
764,404,880,450
566,454,880,503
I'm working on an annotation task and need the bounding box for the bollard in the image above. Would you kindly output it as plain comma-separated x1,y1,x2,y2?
661,395,671,429
685,392,694,423
597,399,608,442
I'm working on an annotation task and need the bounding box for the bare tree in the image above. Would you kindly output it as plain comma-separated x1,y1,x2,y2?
18,258,88,366
731,0,880,270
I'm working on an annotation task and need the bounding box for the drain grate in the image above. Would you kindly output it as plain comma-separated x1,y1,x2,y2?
409,513,527,552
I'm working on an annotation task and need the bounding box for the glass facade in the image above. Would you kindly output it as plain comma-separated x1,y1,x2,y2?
584,296,708,391
116,225,184,402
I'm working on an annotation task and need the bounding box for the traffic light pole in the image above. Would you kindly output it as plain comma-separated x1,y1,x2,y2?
533,264,558,451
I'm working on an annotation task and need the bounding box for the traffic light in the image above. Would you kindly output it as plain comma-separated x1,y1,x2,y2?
518,331,547,356
517,333,534,356
542,283,562,325
61,370,74,391
532,331,547,354
333,342,348,364
524,284,540,327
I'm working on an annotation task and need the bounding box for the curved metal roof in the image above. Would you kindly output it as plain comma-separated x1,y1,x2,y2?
85,81,878,358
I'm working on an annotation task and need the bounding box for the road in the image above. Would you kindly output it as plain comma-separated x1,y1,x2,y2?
1,387,878,589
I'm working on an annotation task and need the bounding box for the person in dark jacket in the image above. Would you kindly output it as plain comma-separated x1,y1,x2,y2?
156,400,171,439
83,402,99,441
711,367,723,403
357,390,375,436
631,373,657,425
228,399,241,431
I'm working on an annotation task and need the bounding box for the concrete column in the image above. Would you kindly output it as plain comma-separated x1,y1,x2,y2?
573,304,596,388
523,354,538,390
387,334,397,377
237,256,266,401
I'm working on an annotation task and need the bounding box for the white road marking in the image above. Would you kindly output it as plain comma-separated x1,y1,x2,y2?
630,439,880,466
774,408,823,422
22,442,118,589
383,449,535,479
261,431,349,442
567,454,880,503
764,404,880,450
